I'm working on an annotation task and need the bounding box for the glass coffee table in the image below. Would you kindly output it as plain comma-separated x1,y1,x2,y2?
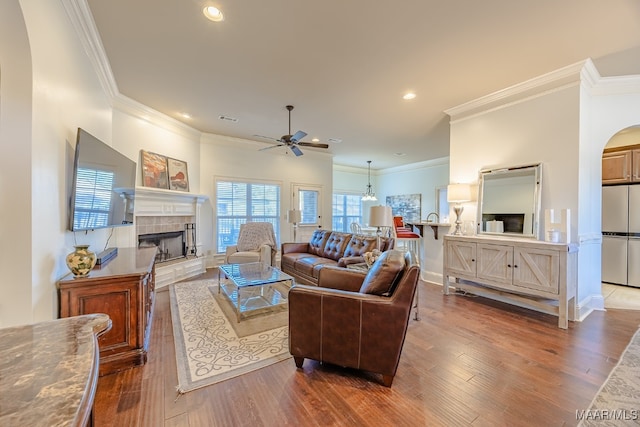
218,263,294,322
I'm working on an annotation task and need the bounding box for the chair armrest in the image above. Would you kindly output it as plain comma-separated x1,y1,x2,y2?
258,244,273,266
282,242,310,254
224,245,237,263
317,266,366,292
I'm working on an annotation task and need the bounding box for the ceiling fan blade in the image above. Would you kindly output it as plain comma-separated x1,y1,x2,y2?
258,144,284,152
297,142,330,149
290,145,304,157
254,134,282,142
290,130,307,143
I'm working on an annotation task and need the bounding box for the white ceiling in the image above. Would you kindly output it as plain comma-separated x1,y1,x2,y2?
86,0,640,169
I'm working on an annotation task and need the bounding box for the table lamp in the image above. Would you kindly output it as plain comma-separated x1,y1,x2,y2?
447,184,471,235
369,205,393,249
287,209,302,242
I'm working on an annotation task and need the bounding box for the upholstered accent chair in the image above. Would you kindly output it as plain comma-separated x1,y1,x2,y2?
288,250,419,387
225,222,277,266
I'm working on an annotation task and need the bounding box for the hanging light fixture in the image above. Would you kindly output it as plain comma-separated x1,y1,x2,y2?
362,160,377,201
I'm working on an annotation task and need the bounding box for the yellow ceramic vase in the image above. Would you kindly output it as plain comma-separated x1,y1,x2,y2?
66,245,97,276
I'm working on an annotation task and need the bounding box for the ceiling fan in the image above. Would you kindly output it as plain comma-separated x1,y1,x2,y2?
255,105,329,157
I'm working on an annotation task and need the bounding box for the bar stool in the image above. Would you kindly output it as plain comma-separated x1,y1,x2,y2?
392,216,422,320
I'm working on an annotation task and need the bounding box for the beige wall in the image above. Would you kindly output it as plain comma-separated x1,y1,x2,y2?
448,60,640,319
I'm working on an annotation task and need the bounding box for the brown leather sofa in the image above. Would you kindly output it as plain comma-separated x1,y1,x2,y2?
281,229,394,286
288,250,419,387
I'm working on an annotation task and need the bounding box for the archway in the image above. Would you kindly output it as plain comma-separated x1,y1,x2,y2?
600,125,640,309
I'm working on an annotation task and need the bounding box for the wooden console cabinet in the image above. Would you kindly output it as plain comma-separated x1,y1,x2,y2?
443,235,577,329
58,247,157,376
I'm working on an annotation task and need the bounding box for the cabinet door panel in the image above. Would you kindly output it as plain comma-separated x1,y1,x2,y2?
602,150,631,184
477,244,512,286
78,286,138,354
513,247,559,293
445,241,476,276
633,149,640,182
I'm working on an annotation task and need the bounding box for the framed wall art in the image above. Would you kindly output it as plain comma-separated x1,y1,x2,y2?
141,150,169,189
167,157,189,192
386,193,422,223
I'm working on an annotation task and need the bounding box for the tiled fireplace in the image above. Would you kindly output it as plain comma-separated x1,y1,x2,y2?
136,216,195,263
133,188,208,288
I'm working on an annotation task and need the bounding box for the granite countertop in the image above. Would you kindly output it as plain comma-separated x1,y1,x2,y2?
0,313,111,427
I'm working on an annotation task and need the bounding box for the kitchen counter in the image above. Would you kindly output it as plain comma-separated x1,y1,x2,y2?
0,313,111,426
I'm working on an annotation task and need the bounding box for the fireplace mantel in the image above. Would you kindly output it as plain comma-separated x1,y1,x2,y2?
135,187,208,216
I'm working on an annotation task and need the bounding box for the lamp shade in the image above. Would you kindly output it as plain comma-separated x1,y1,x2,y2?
369,205,393,227
447,183,471,203
287,209,301,224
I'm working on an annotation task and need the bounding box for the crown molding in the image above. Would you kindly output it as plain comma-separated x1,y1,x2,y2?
112,95,202,140
591,74,640,96
61,0,118,100
445,59,591,122
333,157,449,175
378,157,450,175
61,0,202,141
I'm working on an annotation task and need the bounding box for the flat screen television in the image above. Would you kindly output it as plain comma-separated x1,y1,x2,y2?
69,128,137,232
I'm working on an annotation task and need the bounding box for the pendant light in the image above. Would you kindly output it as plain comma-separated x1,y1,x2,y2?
362,160,377,201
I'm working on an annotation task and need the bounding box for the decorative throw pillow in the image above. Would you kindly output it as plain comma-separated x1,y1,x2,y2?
359,250,405,296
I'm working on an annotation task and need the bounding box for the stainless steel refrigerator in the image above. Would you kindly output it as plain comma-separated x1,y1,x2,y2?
602,185,640,287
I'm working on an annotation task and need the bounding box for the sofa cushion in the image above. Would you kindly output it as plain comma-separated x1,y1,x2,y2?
359,250,406,296
308,230,331,256
322,232,351,261
294,256,336,277
281,252,310,270
343,235,378,257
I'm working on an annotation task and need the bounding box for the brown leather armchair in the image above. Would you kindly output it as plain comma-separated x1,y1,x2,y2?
288,250,419,387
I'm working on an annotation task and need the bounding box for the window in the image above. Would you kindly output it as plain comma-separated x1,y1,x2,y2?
298,188,319,225
332,193,362,232
216,180,281,253
72,167,114,230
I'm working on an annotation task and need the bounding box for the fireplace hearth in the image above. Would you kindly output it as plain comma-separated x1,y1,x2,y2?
139,231,185,263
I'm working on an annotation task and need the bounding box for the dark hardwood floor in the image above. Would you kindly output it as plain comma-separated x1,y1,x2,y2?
94,270,640,426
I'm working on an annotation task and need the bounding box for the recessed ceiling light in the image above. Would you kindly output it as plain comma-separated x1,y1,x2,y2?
203,6,224,22
403,92,416,100
311,138,320,142
394,152,406,157
328,138,342,144
179,112,192,119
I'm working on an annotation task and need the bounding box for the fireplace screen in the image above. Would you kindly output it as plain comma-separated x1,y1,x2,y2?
138,231,185,263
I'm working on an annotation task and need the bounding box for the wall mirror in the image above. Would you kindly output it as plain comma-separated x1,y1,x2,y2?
477,163,542,238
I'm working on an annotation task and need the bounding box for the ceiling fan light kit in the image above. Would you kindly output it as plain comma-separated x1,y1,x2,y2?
256,105,330,157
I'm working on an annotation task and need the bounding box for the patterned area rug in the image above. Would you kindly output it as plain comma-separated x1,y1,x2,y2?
169,280,290,393
579,327,640,426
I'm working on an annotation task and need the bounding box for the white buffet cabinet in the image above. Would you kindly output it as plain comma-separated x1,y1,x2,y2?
443,234,578,329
